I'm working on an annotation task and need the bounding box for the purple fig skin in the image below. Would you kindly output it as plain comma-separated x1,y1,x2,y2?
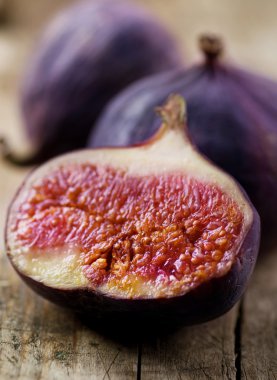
6,202,259,325
89,36,277,238
5,0,182,165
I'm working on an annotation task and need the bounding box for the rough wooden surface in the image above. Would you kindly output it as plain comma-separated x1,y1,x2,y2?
140,307,239,380
0,1,276,379
0,254,139,379
241,251,277,380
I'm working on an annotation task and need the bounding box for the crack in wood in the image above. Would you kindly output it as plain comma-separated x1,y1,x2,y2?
101,351,119,380
235,301,243,380
137,342,142,380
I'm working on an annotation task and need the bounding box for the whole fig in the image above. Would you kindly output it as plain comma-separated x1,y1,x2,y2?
6,95,260,325
90,35,277,239
3,0,182,165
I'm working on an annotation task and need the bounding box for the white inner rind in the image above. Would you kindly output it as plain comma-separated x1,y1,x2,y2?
7,126,254,298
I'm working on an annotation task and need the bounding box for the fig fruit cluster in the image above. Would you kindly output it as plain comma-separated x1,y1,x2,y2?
4,0,274,325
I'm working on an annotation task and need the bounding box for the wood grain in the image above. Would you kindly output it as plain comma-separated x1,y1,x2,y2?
0,255,138,380
240,249,277,380
140,307,239,380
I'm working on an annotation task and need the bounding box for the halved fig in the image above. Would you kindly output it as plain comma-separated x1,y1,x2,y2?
6,95,260,324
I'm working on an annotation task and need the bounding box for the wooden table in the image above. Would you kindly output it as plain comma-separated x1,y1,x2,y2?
0,1,276,378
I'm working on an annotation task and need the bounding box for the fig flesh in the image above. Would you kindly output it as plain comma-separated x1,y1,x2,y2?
90,35,277,238
6,95,260,324
2,0,182,165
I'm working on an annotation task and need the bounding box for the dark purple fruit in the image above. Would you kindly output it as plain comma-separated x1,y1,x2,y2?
90,35,277,239
6,95,260,325
2,0,182,165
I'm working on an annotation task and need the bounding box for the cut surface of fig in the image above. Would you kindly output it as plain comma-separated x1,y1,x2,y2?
6,96,259,321
11,164,244,298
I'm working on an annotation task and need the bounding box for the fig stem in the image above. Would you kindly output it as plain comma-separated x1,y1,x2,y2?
199,34,223,63
155,94,187,132
0,137,37,166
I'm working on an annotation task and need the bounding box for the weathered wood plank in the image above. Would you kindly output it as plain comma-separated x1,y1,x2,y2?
140,307,239,380
0,255,138,380
240,249,277,380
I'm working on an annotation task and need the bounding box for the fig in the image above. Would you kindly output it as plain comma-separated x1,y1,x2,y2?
6,95,260,325
2,0,182,165
90,35,277,238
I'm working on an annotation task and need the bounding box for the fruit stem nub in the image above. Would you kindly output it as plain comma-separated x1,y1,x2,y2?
199,34,223,63
0,137,35,166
